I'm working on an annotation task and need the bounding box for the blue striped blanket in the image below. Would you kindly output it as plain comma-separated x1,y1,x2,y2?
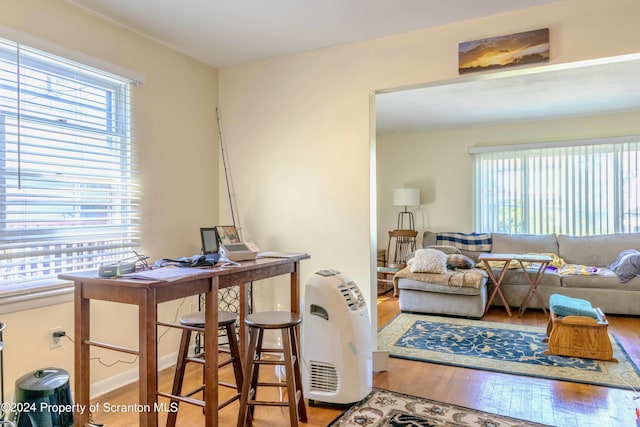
436,232,492,252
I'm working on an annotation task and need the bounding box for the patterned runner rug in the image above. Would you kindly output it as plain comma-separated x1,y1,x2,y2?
328,388,549,426
377,313,640,390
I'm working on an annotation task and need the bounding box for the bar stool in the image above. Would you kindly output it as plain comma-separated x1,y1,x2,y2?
160,311,243,427
237,311,307,427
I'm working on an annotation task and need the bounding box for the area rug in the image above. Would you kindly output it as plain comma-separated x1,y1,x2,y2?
377,313,640,390
328,388,549,426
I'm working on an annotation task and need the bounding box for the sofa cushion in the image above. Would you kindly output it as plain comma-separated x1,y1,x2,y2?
491,269,561,288
560,269,640,290
397,278,484,296
491,233,558,255
558,233,640,266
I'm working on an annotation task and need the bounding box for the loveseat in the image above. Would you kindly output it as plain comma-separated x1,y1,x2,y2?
395,231,640,318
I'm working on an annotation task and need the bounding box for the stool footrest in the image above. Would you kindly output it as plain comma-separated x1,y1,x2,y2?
219,394,241,410
158,391,205,408
545,306,616,361
253,356,296,366
257,381,288,388
248,400,289,407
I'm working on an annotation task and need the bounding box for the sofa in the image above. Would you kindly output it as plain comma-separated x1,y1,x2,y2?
395,231,640,318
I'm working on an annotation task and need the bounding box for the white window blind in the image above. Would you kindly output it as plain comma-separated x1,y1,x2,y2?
0,38,140,293
473,138,640,235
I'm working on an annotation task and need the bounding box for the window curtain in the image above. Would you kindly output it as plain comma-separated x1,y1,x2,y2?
472,138,640,235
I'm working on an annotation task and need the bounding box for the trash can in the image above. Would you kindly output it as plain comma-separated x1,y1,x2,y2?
11,368,73,427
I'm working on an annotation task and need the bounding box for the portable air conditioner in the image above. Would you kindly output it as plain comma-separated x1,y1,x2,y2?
302,269,372,405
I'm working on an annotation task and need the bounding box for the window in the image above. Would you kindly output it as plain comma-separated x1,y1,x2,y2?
472,137,640,235
0,38,139,295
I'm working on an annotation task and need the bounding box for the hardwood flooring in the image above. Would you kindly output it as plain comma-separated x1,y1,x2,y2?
90,295,640,426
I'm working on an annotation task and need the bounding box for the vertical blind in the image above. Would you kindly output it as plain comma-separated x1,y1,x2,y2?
0,38,139,291
473,139,640,235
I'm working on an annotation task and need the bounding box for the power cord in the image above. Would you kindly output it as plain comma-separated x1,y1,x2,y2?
59,298,187,368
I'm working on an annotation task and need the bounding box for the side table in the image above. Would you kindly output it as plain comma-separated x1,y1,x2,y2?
479,253,552,317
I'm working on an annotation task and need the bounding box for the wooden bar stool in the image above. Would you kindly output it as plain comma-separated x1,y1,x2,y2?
237,311,307,427
159,310,244,427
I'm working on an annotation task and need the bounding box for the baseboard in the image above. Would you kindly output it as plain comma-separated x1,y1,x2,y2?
373,350,389,372
89,350,179,400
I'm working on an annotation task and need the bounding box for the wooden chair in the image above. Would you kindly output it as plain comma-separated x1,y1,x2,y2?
377,229,417,295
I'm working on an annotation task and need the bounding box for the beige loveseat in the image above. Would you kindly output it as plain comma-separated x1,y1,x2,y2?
395,231,640,318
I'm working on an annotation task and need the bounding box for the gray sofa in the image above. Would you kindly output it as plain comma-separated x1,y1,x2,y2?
396,231,640,318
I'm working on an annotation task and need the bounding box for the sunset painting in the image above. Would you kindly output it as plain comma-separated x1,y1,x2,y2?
459,28,549,74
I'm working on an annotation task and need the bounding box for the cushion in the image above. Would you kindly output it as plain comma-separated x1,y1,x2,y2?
609,249,640,283
559,264,605,276
491,233,558,254
447,253,475,269
558,233,640,266
407,248,447,274
549,294,598,319
425,245,460,255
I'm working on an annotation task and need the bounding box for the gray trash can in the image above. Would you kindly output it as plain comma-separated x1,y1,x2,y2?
11,368,73,427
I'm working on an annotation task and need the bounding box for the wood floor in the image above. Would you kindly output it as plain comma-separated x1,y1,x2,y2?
90,295,640,426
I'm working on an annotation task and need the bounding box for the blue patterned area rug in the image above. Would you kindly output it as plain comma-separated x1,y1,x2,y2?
377,313,640,390
328,388,549,427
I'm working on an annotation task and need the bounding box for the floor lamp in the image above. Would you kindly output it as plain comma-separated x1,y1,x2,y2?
393,188,420,230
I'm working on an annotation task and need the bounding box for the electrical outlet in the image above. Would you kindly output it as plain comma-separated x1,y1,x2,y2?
49,327,64,349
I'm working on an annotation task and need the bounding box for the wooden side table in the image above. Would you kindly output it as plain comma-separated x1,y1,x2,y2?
479,253,551,317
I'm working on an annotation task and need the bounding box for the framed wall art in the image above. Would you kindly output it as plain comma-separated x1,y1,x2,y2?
459,28,549,74
214,225,241,245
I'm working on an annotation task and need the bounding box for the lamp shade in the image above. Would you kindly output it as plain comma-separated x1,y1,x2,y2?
393,188,420,207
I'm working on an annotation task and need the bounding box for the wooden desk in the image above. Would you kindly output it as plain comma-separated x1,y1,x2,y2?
479,253,551,317
59,255,309,427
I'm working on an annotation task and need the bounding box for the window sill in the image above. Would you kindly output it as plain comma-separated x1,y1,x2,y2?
0,281,74,314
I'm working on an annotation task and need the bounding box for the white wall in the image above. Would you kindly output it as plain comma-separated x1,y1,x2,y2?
218,0,640,344
377,110,640,246
0,0,219,399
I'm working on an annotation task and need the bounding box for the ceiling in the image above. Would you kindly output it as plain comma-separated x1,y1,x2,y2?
375,55,640,134
65,0,640,133
67,0,562,68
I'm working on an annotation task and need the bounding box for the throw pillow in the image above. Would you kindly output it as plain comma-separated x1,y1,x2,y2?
447,253,475,269
549,294,598,319
610,249,640,283
408,248,447,274
425,245,460,255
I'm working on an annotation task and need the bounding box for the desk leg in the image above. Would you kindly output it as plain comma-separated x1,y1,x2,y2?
204,277,220,427
483,261,512,317
74,283,90,426
290,261,301,315
238,282,249,360
139,290,158,426
518,261,550,317
290,261,307,418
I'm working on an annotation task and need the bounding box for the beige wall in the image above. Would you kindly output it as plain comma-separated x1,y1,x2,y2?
218,0,640,343
377,110,640,247
1,0,219,398
0,0,639,403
